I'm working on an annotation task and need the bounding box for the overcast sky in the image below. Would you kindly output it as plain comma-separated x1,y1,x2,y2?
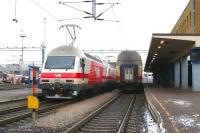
0,0,189,65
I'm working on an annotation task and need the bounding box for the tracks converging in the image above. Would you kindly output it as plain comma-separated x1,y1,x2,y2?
0,92,107,128
0,99,74,126
0,91,147,133
65,94,146,133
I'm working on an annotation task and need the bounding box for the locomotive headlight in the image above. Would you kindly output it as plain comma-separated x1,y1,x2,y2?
72,91,78,96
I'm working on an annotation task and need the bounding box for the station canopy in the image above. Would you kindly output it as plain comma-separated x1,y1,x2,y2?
145,34,200,73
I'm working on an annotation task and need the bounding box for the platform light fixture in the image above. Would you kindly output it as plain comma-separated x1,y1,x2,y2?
157,46,161,49
154,53,158,56
160,40,165,44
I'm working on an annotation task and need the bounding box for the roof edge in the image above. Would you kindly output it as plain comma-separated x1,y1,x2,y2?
152,33,200,36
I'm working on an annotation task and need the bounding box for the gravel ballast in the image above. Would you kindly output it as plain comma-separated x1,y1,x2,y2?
2,90,119,132
36,91,118,128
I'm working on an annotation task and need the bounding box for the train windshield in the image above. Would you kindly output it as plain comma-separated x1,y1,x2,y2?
45,56,75,69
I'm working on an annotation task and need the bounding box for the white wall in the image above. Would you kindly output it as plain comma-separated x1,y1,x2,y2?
174,61,180,87
181,57,188,89
192,62,200,91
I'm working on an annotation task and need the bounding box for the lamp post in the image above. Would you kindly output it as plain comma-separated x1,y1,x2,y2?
19,32,27,76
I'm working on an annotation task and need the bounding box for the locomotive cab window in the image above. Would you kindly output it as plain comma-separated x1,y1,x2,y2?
45,56,75,69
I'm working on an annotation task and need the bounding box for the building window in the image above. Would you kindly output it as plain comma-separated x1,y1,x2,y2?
185,19,186,32
187,16,189,30
189,12,192,27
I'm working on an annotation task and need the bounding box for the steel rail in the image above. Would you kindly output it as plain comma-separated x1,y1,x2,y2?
0,99,49,115
117,95,136,133
64,94,121,133
0,98,26,105
0,99,75,126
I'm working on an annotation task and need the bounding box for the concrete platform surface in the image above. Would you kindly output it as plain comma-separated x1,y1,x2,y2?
145,87,200,133
0,88,41,102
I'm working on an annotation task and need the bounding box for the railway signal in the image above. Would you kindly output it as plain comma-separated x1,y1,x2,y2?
27,65,40,128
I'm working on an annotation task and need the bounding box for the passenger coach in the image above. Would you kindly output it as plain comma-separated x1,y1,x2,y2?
117,50,143,91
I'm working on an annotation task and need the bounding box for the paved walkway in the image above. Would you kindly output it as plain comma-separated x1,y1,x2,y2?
145,87,200,133
0,88,41,102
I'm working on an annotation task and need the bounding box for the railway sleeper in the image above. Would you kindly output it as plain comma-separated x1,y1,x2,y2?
79,128,117,132
82,123,119,128
85,121,119,126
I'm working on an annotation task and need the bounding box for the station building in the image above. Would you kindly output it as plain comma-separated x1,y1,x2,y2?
145,0,200,91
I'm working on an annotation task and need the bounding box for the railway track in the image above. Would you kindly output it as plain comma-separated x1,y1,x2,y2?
0,94,44,112
65,94,143,133
0,91,148,132
125,94,146,133
0,84,27,90
0,99,75,126
0,91,108,127
0,98,27,112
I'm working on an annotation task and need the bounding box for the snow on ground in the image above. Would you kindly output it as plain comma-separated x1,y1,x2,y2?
144,109,165,133
165,99,192,107
170,114,200,130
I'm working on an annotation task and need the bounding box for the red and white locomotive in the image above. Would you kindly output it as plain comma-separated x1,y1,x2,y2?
40,45,119,99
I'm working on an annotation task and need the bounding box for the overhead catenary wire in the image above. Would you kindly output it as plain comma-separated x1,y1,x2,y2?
58,0,120,22
61,1,93,4
58,16,92,21
29,0,58,21
58,2,92,15
96,4,115,18
106,0,125,40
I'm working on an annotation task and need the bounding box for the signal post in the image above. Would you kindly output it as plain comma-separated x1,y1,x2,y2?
27,66,40,128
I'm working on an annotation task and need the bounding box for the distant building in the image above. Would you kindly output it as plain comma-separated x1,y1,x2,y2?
171,0,200,33
5,64,29,76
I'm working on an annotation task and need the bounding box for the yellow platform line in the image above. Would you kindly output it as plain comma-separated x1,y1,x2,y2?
148,88,180,133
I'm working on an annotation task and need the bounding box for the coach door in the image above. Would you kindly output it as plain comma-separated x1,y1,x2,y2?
124,67,133,82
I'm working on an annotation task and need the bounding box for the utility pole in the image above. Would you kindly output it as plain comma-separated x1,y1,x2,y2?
19,33,26,63
41,18,46,68
19,31,27,76
92,0,96,19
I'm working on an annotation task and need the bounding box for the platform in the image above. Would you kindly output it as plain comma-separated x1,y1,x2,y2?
145,87,200,133
0,88,42,102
